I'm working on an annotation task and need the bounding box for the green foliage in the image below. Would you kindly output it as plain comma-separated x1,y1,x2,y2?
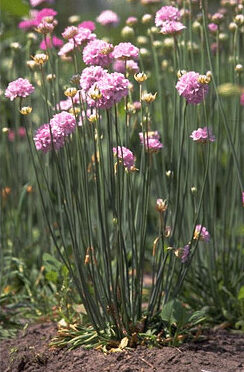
1,0,30,17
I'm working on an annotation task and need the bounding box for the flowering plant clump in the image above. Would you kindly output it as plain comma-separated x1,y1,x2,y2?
5,78,35,101
176,71,209,104
190,127,216,143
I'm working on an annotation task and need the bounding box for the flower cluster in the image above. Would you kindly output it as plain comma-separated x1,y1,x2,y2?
5,78,35,101
34,112,76,153
190,127,216,143
19,8,57,30
40,36,63,50
83,39,114,67
112,42,139,61
176,71,209,104
113,59,139,74
86,72,129,109
155,6,186,35
80,66,108,92
113,146,135,170
58,27,96,57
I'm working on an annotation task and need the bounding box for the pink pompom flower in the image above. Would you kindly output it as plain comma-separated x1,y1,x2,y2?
83,39,114,67
5,78,34,101
34,123,65,153
139,130,160,143
96,10,120,27
80,66,108,92
155,6,181,27
62,26,78,40
19,8,57,30
49,111,76,136
113,59,139,74
112,42,139,61
113,146,135,170
176,71,209,104
208,23,218,33
141,138,163,152
78,21,96,31
160,21,186,35
40,36,63,50
194,225,210,242
190,127,216,143
86,72,129,110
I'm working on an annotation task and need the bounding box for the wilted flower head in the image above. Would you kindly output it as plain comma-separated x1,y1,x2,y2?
113,146,135,170
176,71,209,104
112,42,139,60
190,127,216,143
83,39,114,67
87,72,129,109
96,10,120,27
156,198,167,213
194,225,210,242
5,78,35,101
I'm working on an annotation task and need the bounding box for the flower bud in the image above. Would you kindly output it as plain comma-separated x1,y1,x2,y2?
234,14,244,25
141,14,152,24
136,36,148,45
121,26,135,39
229,22,238,32
140,48,150,58
235,64,243,72
46,74,56,81
10,42,21,50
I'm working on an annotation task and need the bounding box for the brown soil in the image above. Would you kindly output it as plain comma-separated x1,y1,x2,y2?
0,322,243,372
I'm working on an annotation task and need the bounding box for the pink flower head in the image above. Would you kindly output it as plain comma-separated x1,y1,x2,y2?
96,10,120,27
56,99,72,111
49,111,76,136
40,36,63,50
126,16,138,26
80,66,108,92
113,59,139,74
8,130,15,142
240,93,244,106
208,23,218,33
35,8,57,24
34,123,65,153
155,6,181,27
30,0,54,7
112,42,139,61
194,225,210,242
19,19,37,30
87,72,129,110
113,146,135,170
139,130,160,143
141,138,163,152
62,26,78,40
83,39,114,67
190,127,216,143
176,71,209,104
78,21,96,32
58,42,74,57
133,101,141,111
73,27,96,46
181,244,190,263
18,127,26,138
160,20,186,35
5,78,34,101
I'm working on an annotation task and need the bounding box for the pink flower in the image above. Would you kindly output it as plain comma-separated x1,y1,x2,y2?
113,146,135,170
49,111,76,136
73,27,96,46
96,10,120,27
56,99,72,111
18,127,26,138
139,131,160,143
83,39,114,67
155,6,181,27
112,42,139,61
35,8,57,24
62,26,78,40
30,0,54,7
86,72,129,110
133,101,141,111
141,138,163,152
126,16,138,26
208,23,218,33
194,225,210,242
190,127,216,143
113,59,139,74
40,36,63,50
34,123,65,153
5,78,35,101
240,93,244,106
78,21,96,31
176,71,209,104
181,244,190,263
58,42,74,57
160,20,186,35
8,130,15,142
80,66,108,92
18,8,57,30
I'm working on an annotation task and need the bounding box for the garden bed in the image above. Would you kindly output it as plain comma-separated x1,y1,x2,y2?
0,322,243,372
